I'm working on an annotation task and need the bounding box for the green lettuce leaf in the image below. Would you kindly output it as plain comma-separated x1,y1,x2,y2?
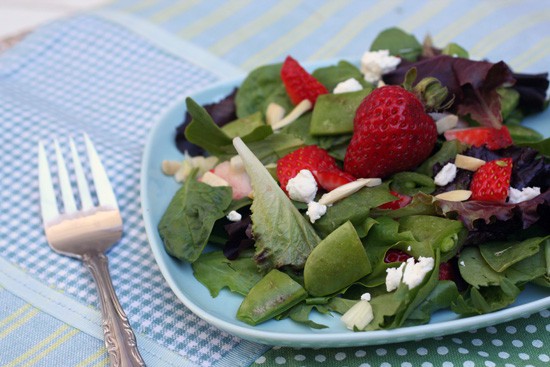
233,137,321,272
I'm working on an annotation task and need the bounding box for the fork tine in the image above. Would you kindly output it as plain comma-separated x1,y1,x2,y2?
54,139,77,214
38,141,60,225
70,137,94,211
84,133,118,209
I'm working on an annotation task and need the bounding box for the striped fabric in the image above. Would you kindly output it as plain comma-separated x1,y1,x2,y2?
105,0,550,73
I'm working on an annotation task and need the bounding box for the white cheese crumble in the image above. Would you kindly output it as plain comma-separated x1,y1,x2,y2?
306,201,327,223
385,262,406,292
361,292,372,301
434,163,457,186
460,260,465,267
286,169,318,203
402,256,434,289
226,210,242,222
385,256,435,292
360,50,401,84
333,78,363,94
508,186,541,204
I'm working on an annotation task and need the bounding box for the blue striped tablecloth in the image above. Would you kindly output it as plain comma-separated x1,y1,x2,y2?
0,1,548,366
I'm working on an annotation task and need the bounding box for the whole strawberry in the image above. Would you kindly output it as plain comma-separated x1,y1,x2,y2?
277,145,355,192
344,85,438,178
470,158,513,202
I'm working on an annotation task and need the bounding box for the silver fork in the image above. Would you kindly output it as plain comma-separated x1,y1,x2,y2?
38,134,145,367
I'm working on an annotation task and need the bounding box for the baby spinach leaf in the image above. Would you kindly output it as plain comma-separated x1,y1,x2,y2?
389,171,435,195
479,236,549,272
158,175,232,262
312,60,371,91
233,137,320,272
370,27,422,62
405,281,460,325
192,250,263,297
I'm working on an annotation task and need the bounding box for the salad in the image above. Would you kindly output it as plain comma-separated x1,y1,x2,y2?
157,27,550,331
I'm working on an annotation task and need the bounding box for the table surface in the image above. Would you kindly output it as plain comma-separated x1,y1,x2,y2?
0,1,549,367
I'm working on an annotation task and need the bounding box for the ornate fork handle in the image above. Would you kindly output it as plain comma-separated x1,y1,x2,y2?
83,252,146,367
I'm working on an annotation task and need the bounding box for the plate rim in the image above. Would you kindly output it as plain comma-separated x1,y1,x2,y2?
140,67,550,347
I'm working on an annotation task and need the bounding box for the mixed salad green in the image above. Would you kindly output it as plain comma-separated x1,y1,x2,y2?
158,28,550,331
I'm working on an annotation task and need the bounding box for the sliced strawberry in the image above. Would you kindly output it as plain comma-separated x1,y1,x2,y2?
378,190,412,210
276,145,352,193
384,249,412,263
315,170,355,191
470,158,513,202
280,56,328,105
443,126,513,150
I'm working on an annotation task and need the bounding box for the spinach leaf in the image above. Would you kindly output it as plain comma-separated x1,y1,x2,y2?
370,27,422,62
158,175,232,262
312,60,371,91
192,250,263,297
234,137,321,272
479,236,549,272
405,281,460,325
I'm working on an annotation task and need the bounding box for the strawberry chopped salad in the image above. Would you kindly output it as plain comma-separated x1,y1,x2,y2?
158,28,550,331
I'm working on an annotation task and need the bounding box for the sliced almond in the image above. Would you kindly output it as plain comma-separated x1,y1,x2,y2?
435,190,472,202
200,171,230,187
162,160,181,175
435,114,458,134
266,102,286,126
318,178,381,206
271,99,312,130
230,155,245,172
455,154,486,171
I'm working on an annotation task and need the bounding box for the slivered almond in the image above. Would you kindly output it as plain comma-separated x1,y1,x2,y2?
435,190,472,202
266,102,286,126
162,160,181,175
435,114,458,134
230,155,244,172
200,171,230,187
271,99,312,130
318,178,381,205
455,154,486,171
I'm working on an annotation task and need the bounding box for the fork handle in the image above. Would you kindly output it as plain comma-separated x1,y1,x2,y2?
83,252,146,367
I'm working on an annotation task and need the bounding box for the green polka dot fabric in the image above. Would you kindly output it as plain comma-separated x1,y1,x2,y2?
252,310,550,367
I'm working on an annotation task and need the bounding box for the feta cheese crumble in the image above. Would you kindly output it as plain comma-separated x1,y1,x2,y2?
360,50,401,84
434,163,457,186
508,186,541,204
333,78,363,94
385,256,435,292
226,210,242,222
286,169,318,203
306,201,327,223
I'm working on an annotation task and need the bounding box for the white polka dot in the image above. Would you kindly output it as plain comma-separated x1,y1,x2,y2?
464,361,475,367
437,346,449,355
275,356,286,364
484,362,495,367
422,363,433,367
453,337,463,344
356,350,366,357
526,324,537,333
472,338,483,346
519,353,530,360
540,309,550,318
512,339,523,347
505,326,516,334
478,351,489,357
468,329,477,334
381,363,391,367
401,363,412,367
396,348,407,356
315,354,326,362
505,364,516,367
255,356,266,364
539,354,550,362
294,355,306,361
376,348,387,356
272,346,282,350
492,339,503,346
547,324,550,332
442,362,453,367
359,364,371,367
498,352,510,359
335,352,346,361
486,326,497,334
417,347,428,356
458,347,469,354
532,339,543,348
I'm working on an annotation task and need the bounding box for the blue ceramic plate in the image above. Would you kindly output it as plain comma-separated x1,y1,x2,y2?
141,69,550,347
